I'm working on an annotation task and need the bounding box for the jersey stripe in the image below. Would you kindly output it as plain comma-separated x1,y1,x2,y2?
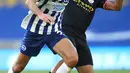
59,15,62,29
35,19,43,33
27,15,36,30
51,12,61,33
30,16,39,32
43,23,49,35
54,13,62,32
35,8,49,33
38,21,46,34
47,11,57,35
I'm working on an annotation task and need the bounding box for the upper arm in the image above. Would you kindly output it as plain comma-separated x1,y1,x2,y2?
103,0,123,11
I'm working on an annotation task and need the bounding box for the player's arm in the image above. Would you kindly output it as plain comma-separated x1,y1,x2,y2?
103,0,123,11
25,0,54,24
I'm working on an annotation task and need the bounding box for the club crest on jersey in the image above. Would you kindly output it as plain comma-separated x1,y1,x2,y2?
88,0,94,4
21,45,27,51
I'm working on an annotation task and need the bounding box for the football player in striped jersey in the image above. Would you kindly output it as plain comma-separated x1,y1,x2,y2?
8,0,78,73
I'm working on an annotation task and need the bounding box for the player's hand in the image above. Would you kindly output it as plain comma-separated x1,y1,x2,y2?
37,13,54,25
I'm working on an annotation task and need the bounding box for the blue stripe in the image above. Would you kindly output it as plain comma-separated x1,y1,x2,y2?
35,19,43,33
51,11,57,16
43,23,49,34
35,8,49,33
27,14,36,30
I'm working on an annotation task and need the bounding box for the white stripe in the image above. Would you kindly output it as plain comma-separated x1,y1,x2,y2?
47,25,53,35
30,16,40,32
55,22,58,32
38,22,47,34
21,13,33,29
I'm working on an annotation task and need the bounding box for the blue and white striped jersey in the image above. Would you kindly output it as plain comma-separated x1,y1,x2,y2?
21,0,68,35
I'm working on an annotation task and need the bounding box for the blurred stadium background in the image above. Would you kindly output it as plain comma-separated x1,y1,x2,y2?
0,0,130,73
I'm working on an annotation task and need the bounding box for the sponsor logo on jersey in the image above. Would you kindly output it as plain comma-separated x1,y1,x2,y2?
53,4,65,11
73,0,94,12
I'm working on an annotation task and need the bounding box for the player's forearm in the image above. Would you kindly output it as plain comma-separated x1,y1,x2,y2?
26,0,43,16
104,0,123,11
114,0,123,10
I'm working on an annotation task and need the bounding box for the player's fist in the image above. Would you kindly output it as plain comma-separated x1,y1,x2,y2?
37,13,54,25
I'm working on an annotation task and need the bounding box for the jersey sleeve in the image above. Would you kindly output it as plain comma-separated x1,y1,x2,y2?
96,0,107,8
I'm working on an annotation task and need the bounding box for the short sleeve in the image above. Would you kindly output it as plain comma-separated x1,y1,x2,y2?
96,0,107,8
